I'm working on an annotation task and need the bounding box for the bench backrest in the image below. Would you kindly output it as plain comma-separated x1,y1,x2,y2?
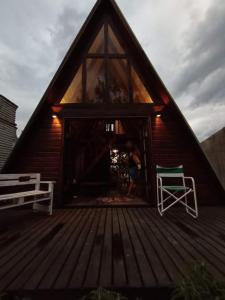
156,165,184,178
0,174,40,189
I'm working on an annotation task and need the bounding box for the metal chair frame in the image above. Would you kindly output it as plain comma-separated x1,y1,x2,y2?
156,165,198,218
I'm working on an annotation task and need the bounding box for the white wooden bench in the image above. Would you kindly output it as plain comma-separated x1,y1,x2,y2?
0,174,54,215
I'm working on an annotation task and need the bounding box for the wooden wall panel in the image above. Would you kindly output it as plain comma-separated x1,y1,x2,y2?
151,109,224,205
5,107,224,207
7,114,63,206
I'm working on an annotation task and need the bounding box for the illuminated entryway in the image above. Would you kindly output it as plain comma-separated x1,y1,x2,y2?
62,118,151,206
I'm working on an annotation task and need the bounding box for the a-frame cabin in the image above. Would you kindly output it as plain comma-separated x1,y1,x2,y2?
3,0,224,207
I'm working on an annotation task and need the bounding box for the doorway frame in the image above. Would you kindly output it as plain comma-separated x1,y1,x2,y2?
60,114,154,205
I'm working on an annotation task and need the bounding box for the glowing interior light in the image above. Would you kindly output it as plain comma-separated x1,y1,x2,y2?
52,114,57,119
156,114,161,118
112,149,119,153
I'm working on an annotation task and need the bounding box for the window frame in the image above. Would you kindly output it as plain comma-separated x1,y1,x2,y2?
84,19,131,104
60,18,154,105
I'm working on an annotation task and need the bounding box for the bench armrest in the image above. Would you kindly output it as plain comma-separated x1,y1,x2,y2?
40,181,55,192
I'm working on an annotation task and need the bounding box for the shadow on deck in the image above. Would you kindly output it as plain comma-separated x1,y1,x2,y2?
0,207,225,298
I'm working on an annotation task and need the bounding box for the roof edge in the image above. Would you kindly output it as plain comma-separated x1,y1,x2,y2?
0,94,18,108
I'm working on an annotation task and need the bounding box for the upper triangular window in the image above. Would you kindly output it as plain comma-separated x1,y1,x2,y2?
88,25,105,54
108,25,125,54
108,59,129,103
132,68,153,103
59,21,154,105
86,58,105,103
60,65,83,104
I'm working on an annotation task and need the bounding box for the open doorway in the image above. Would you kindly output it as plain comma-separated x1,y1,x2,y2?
62,118,151,206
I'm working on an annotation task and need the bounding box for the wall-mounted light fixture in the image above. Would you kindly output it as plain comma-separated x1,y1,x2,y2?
156,113,161,118
52,114,57,119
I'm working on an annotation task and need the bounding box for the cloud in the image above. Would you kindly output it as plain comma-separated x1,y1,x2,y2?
167,0,225,140
0,0,224,142
185,102,225,141
51,6,86,60
174,0,225,99
0,0,63,132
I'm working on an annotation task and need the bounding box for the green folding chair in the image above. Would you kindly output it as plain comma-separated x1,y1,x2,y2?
156,165,198,218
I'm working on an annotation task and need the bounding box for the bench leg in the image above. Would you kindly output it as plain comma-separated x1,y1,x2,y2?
33,203,51,215
17,197,24,205
49,196,53,216
32,190,53,215
33,203,43,213
48,194,53,216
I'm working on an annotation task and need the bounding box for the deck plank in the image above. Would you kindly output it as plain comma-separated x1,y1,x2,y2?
126,208,170,285
134,209,181,283
99,208,113,287
118,209,142,287
146,209,197,267
83,208,107,287
122,208,156,286
54,209,96,289
0,211,44,250
112,208,127,287
38,209,89,289
68,208,102,288
178,213,225,257
0,211,69,291
20,210,80,290
163,210,225,280
168,211,225,276
0,212,60,262
0,207,225,291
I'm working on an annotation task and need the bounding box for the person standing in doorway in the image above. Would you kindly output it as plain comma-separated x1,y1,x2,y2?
125,141,141,197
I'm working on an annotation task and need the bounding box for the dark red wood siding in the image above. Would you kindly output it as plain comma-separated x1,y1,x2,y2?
4,107,224,206
6,112,63,205
151,107,224,205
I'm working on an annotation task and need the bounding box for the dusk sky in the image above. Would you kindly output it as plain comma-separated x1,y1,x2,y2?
0,0,224,141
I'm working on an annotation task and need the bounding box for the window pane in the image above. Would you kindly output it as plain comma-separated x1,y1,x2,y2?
60,65,82,104
108,25,125,54
106,122,115,132
86,59,105,103
115,120,125,135
132,68,153,103
88,26,105,53
108,59,129,103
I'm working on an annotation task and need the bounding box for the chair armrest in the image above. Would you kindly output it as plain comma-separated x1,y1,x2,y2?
184,176,195,181
184,177,196,189
157,176,163,187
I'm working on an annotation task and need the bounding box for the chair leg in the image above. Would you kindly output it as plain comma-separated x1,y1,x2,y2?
157,187,160,215
157,188,162,216
185,195,188,213
193,189,198,218
159,189,164,216
185,191,198,218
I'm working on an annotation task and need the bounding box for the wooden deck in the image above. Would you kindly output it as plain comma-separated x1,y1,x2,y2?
1,207,225,293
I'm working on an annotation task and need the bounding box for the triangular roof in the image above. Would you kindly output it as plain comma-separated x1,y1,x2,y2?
2,0,224,197
5,0,161,157
7,0,168,143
